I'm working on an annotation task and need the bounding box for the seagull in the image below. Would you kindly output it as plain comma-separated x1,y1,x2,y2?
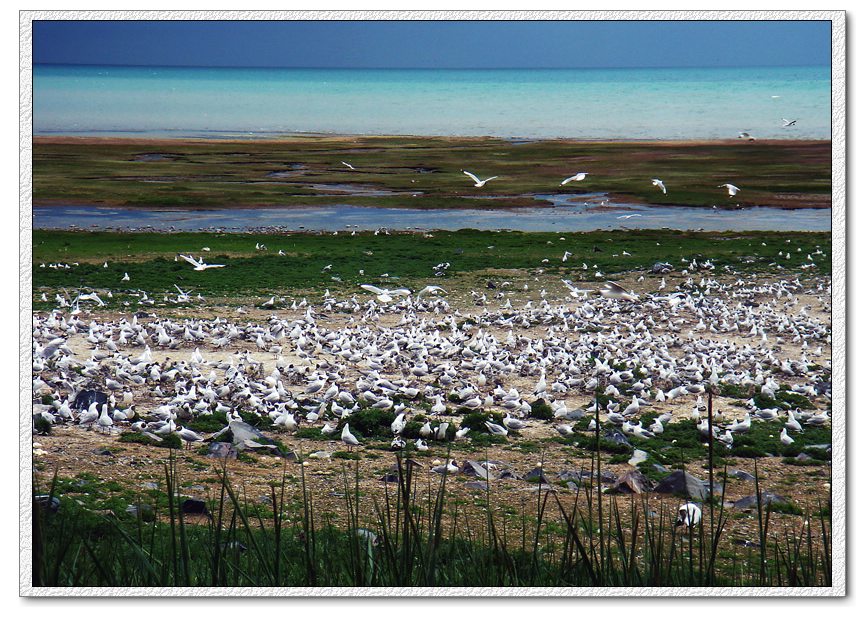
738,132,756,141
617,214,643,220
782,118,798,127
562,279,591,298
780,427,795,447
341,423,360,449
462,170,498,188
179,254,226,271
599,281,639,302
341,161,355,170
719,184,740,197
360,284,412,303
651,178,667,194
561,172,588,185
417,285,447,298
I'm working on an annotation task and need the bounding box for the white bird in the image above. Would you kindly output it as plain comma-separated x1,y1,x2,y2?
719,184,740,197
463,170,498,188
561,172,588,185
676,503,702,529
484,421,508,437
652,178,667,194
179,254,226,271
562,279,591,298
782,118,798,127
431,459,459,474
417,285,447,298
780,427,795,447
341,423,360,449
360,284,411,303
341,161,355,170
738,131,756,141
617,214,642,220
599,281,638,302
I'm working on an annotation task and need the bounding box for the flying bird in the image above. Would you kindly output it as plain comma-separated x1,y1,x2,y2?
599,281,639,302
651,178,667,194
360,284,412,303
561,172,588,185
617,213,643,220
179,254,226,271
341,161,355,170
462,170,498,188
719,184,740,197
782,118,798,127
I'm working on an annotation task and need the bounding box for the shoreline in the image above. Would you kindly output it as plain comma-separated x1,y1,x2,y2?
33,134,832,147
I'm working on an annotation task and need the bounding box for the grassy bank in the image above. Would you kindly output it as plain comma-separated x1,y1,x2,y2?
33,136,831,210
32,229,831,304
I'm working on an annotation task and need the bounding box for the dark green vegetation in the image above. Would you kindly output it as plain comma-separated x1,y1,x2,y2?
32,228,830,307
32,450,831,587
33,136,830,210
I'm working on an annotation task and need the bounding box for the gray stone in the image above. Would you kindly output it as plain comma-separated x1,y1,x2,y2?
524,467,550,484
604,428,633,447
729,469,756,482
732,492,790,510
609,470,654,494
464,481,489,491
498,469,521,480
795,453,814,462
654,470,707,500
461,460,491,479
628,449,648,467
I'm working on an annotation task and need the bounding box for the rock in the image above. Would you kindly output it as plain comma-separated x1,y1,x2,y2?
461,460,491,479
141,481,159,490
524,467,550,484
795,453,814,462
34,495,60,513
556,470,583,482
498,469,521,480
181,498,209,516
729,469,756,482
732,538,762,548
600,470,618,484
628,449,648,467
125,503,155,522
732,492,789,510
604,428,632,447
609,470,653,494
566,481,580,491
652,464,669,475
650,262,673,274
464,481,489,491
654,470,707,500
379,473,399,483
92,447,114,456
72,389,108,411
206,442,237,460
805,443,831,451
228,421,296,459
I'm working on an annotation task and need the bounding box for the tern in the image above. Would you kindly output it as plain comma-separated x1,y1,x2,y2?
179,254,226,271
599,281,639,302
341,161,355,170
462,170,498,188
782,118,798,127
560,172,588,185
651,178,667,194
562,279,591,298
617,214,642,220
360,284,412,303
719,184,740,197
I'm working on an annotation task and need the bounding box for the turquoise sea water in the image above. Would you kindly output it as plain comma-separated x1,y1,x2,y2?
33,65,830,140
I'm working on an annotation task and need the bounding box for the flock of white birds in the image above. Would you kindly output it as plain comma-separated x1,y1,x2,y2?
33,240,831,482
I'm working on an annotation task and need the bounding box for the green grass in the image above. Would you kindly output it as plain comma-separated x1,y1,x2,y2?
32,228,830,306
31,450,832,588
33,136,830,210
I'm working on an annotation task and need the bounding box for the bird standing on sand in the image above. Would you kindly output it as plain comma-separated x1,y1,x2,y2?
651,178,667,194
341,423,360,449
462,170,498,188
561,172,588,185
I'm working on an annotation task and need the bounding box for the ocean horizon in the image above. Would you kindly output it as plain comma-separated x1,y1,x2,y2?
33,64,831,141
